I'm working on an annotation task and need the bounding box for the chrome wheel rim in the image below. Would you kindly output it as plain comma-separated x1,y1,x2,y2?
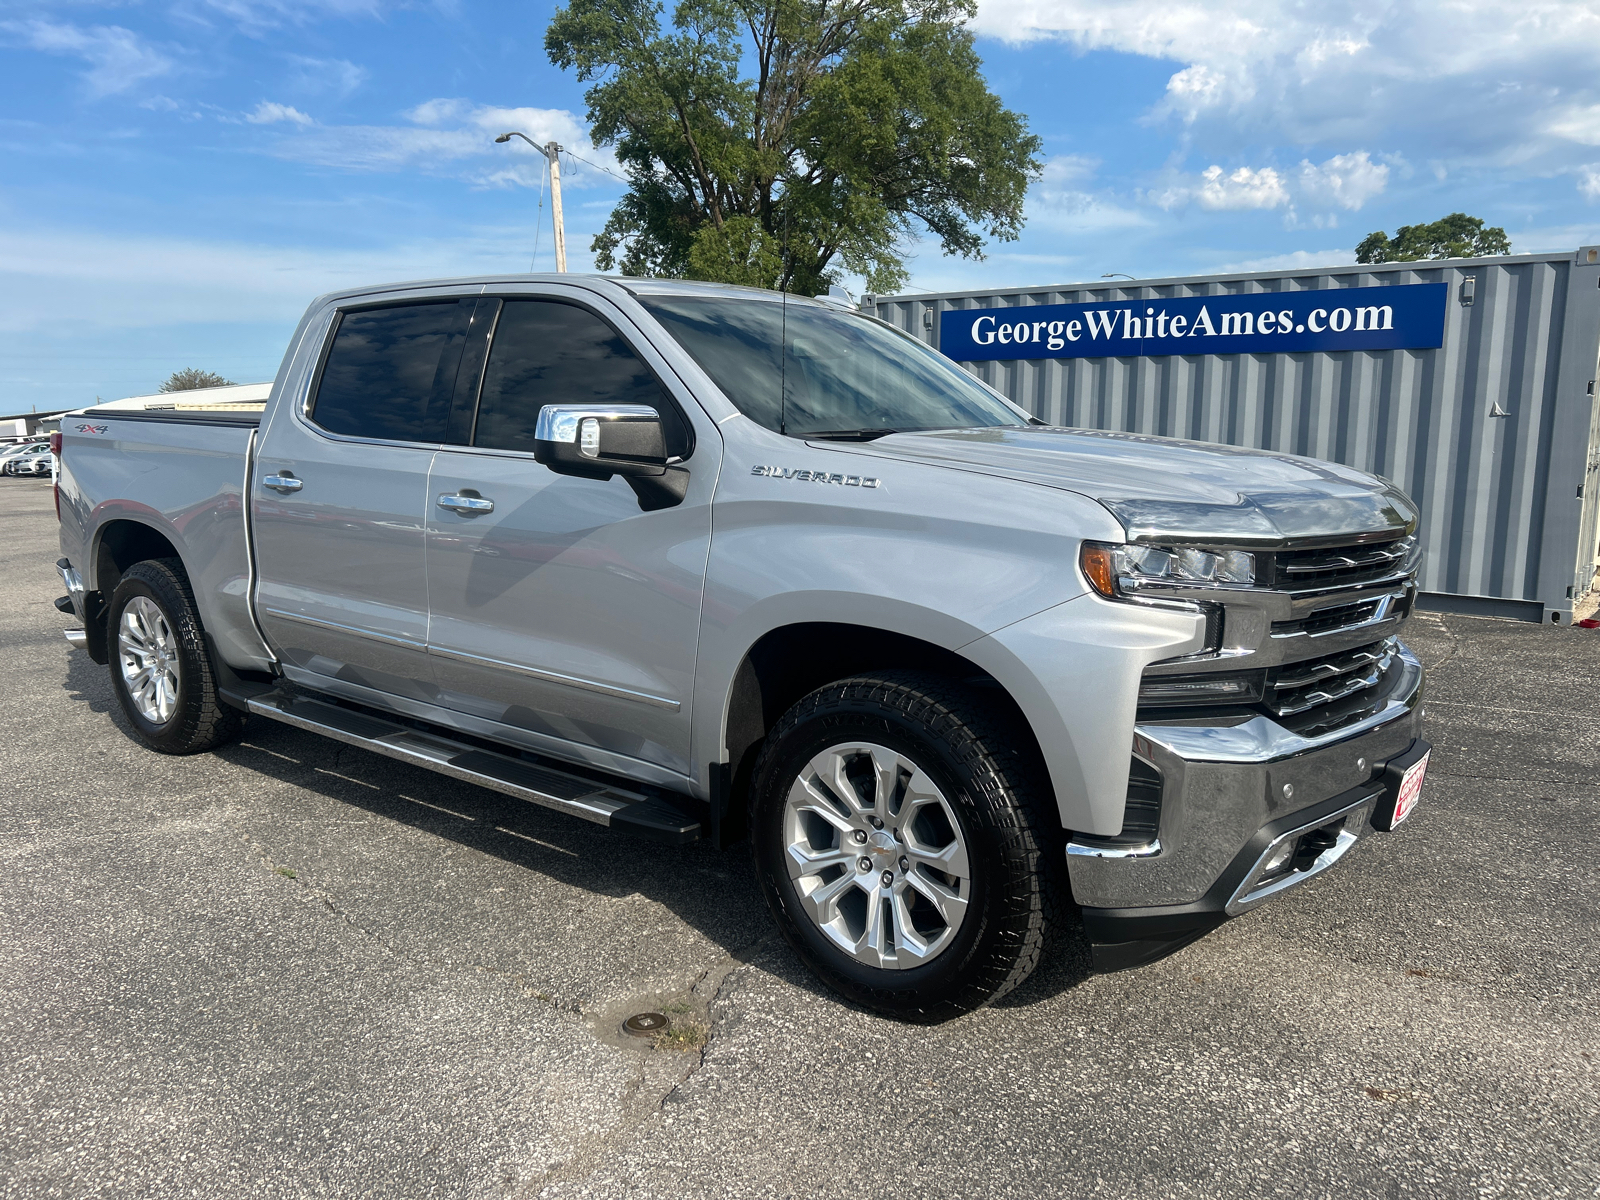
118,596,180,725
782,741,971,970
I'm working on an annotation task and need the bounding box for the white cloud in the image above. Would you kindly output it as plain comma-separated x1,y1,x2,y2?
1549,105,1600,147
1154,164,1289,211
259,100,621,188
1580,168,1600,202
1025,154,1152,233
970,0,1600,159
1149,151,1385,218
1215,248,1357,274
286,55,368,98
2,20,172,97
246,101,314,127
177,0,388,35
1295,151,1388,210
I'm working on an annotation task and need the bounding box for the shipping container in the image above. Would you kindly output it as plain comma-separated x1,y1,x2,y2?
866,249,1600,623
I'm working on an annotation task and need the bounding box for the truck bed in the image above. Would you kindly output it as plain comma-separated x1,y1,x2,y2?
58,405,270,673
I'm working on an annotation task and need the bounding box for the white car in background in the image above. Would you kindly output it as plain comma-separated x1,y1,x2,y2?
0,440,49,471
4,444,55,476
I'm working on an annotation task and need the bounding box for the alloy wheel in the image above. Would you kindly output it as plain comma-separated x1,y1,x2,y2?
782,741,972,969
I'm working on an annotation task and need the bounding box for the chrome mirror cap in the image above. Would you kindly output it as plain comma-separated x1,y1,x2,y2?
534,404,659,444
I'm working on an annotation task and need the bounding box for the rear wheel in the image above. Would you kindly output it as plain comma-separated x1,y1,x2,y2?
107,558,243,754
751,671,1066,1022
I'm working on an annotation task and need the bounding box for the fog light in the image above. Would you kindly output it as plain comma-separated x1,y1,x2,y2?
1138,670,1266,705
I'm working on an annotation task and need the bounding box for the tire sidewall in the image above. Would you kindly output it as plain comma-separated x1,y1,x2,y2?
107,568,199,750
752,695,1005,1011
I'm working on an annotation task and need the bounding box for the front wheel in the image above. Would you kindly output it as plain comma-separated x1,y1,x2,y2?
751,672,1067,1022
107,558,244,755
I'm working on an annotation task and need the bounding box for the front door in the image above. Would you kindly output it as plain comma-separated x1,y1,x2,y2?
254,296,480,702
424,295,717,778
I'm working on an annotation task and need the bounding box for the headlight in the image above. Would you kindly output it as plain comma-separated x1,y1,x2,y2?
1081,541,1256,599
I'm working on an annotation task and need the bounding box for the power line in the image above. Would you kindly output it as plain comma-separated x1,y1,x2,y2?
561,148,627,185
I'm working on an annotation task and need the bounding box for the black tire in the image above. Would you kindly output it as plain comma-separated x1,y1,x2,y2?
751,671,1068,1022
106,558,244,755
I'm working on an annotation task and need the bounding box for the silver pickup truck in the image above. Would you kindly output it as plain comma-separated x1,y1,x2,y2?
53,275,1431,1021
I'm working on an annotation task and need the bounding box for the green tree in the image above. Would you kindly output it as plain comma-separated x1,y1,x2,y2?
159,368,235,393
1355,213,1511,264
545,0,1041,294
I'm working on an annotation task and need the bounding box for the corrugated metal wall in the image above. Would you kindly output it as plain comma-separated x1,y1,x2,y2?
870,250,1600,620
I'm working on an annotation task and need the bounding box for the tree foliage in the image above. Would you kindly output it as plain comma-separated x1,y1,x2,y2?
159,368,235,393
545,0,1042,293
1355,213,1511,264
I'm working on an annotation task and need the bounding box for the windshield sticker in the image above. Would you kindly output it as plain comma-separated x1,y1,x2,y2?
752,465,880,488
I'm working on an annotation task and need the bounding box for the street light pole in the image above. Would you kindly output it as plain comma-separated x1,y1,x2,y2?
495,132,567,272
545,143,566,273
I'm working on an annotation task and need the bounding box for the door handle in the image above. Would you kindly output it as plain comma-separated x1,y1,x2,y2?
437,493,495,515
264,474,303,493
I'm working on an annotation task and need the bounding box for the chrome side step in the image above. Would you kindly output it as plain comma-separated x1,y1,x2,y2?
241,689,701,844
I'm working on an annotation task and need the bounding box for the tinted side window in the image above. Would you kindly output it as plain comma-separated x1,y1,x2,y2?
473,300,688,456
311,300,472,442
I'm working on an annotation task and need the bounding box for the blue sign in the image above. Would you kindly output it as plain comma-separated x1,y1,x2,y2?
939,282,1447,361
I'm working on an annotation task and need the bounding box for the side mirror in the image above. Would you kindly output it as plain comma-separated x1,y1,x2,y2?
533,404,667,478
533,404,688,510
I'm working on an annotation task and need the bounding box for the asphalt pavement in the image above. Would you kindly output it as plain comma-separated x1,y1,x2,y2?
1,475,1595,1199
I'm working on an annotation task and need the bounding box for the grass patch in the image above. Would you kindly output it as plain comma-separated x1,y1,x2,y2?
275,867,297,879
654,1019,708,1052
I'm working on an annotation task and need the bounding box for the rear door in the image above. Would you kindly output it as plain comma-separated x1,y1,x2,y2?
253,295,485,702
423,291,717,779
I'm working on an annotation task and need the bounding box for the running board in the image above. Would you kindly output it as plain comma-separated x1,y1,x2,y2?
241,689,702,844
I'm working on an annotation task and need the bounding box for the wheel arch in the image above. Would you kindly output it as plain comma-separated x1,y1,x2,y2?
91,517,184,597
716,620,1055,844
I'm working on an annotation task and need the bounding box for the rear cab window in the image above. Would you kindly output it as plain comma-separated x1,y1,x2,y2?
310,299,474,443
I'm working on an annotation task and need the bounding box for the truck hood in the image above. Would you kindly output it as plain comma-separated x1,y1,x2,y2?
854,426,1417,547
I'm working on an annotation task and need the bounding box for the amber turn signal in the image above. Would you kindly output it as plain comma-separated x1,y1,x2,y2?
1080,543,1117,598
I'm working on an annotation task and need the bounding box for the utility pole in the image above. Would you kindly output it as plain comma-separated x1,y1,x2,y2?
495,132,567,272
544,142,566,273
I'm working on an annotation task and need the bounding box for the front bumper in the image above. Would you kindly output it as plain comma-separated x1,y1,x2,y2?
1070,641,1427,970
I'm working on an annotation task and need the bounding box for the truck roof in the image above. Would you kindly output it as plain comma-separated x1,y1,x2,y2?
304,274,849,312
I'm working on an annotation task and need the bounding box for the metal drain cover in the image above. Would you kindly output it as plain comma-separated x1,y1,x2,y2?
622,1012,668,1037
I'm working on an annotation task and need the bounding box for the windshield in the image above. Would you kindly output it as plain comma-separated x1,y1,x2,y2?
639,295,1025,437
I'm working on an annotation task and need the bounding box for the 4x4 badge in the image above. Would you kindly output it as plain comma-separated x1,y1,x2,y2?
751,465,880,488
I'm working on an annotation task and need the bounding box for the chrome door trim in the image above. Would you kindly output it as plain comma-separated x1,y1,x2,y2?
260,606,429,652
425,643,681,711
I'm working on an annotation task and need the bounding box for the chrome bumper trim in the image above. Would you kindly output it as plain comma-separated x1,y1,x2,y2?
1067,837,1162,860
1223,791,1379,915
56,558,86,624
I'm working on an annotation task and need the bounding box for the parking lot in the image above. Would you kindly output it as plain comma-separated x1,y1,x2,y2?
1,473,1596,1199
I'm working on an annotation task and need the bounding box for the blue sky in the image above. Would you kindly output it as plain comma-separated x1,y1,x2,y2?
4,0,1600,409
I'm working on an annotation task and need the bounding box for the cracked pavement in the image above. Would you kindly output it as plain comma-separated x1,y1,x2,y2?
2,476,1597,1198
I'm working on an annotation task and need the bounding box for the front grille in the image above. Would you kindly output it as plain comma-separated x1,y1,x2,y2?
1266,639,1394,717
1276,597,1384,638
1272,536,1412,593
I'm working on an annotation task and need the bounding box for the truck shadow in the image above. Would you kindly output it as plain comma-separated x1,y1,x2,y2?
68,648,1093,1017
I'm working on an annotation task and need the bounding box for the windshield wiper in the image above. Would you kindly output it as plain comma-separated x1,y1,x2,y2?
801,428,899,441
